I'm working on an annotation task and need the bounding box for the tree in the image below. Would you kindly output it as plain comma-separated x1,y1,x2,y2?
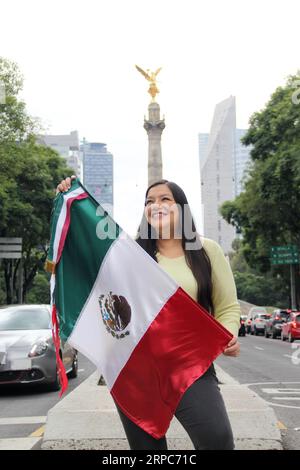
229,240,289,307
0,57,73,304
26,272,51,304
220,72,300,307
0,57,40,142
0,140,74,304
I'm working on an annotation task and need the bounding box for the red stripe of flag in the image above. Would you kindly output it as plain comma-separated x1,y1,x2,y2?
111,286,232,439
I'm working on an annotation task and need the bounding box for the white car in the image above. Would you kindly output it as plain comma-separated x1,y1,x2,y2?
248,307,270,336
0,304,78,390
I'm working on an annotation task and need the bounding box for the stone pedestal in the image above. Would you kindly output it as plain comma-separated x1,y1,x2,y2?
144,102,165,187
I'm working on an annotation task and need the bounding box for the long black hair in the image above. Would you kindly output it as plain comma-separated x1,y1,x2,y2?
135,179,214,314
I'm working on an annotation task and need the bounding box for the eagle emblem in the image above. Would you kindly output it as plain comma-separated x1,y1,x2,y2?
98,291,131,339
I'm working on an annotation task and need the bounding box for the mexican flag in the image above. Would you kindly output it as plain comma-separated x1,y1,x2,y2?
45,178,233,439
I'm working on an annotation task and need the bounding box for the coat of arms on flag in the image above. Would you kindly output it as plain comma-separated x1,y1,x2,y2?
45,177,233,439
99,292,131,339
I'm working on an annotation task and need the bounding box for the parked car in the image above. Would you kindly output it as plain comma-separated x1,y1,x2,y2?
250,310,270,336
281,311,300,343
0,304,78,390
265,309,291,339
238,315,247,336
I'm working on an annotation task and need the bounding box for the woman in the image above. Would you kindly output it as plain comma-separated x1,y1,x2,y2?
56,175,241,450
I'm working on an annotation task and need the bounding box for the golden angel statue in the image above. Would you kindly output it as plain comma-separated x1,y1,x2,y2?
135,65,162,102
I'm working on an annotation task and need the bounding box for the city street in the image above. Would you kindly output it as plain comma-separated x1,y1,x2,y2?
0,353,96,448
1,334,299,450
216,334,300,450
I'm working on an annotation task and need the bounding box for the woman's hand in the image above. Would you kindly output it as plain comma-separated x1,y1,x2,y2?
223,335,240,357
55,175,76,195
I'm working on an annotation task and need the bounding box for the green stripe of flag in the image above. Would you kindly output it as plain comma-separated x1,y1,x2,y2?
50,182,122,341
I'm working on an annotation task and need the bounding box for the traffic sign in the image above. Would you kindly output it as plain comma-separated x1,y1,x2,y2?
0,238,22,259
270,245,299,265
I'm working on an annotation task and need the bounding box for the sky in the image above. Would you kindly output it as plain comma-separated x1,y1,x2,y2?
1,0,300,235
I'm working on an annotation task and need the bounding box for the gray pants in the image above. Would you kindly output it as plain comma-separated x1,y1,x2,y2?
114,364,235,450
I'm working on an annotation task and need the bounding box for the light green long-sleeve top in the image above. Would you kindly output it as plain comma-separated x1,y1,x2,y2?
156,236,241,337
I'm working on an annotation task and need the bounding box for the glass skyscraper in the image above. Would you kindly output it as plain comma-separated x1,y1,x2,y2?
81,140,114,216
199,96,252,253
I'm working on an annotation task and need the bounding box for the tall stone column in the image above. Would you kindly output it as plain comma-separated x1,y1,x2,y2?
144,102,165,187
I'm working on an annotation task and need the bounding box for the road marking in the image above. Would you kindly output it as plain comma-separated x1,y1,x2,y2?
263,400,300,409
0,416,46,426
78,369,85,372
254,346,264,350
277,421,287,430
30,425,45,438
261,387,300,404
284,354,293,359
244,381,300,386
0,437,40,450
262,388,300,394
244,382,300,409
273,397,300,401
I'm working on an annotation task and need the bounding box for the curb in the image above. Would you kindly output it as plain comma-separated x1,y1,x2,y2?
41,365,283,450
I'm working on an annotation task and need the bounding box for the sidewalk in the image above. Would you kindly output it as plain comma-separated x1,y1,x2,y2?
41,364,283,450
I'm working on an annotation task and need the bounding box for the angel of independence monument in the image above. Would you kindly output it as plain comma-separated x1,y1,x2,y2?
135,65,165,186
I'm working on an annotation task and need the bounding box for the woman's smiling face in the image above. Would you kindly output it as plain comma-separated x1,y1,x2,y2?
144,184,180,237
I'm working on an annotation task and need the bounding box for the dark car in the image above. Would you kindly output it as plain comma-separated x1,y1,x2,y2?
265,309,291,339
0,304,78,390
238,315,246,336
